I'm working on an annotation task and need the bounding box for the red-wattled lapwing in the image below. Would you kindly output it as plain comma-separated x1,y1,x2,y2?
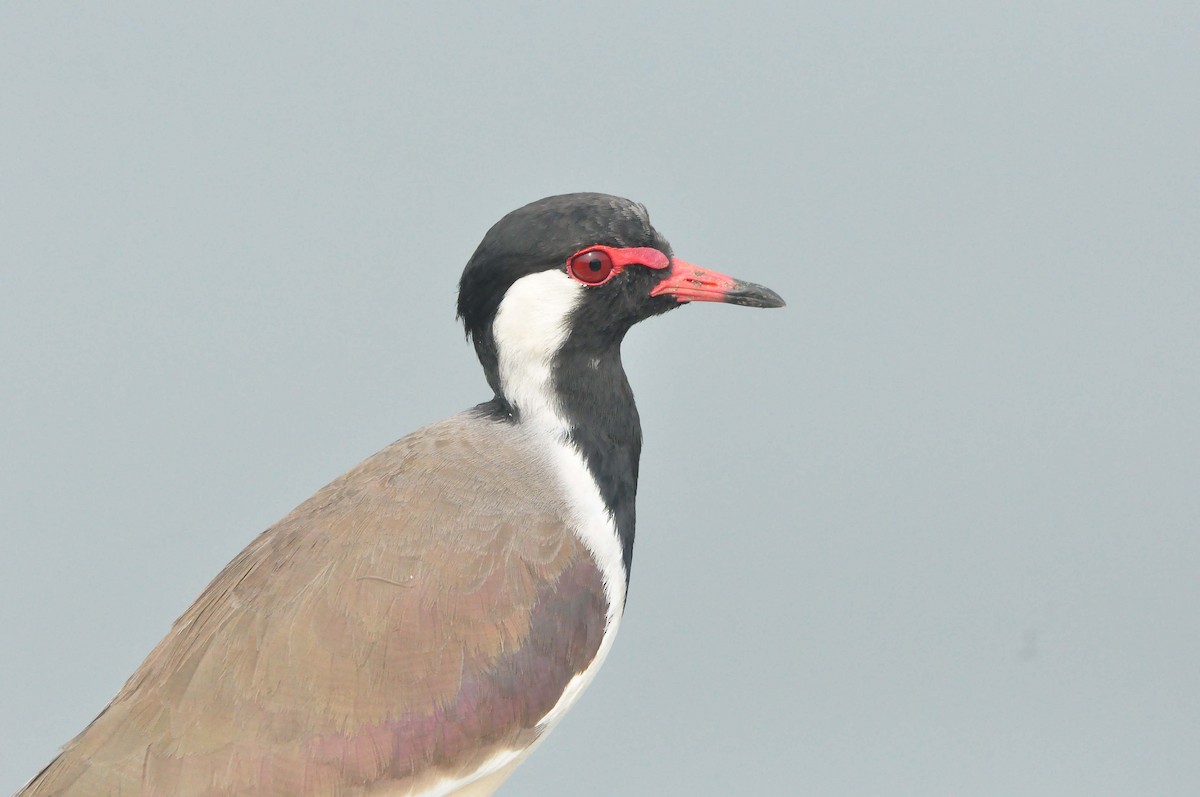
19,193,784,797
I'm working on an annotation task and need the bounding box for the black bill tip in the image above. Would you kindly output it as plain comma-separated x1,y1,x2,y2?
725,280,786,308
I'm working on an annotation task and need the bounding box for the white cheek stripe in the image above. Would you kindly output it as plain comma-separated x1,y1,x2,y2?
490,270,628,733
490,270,580,428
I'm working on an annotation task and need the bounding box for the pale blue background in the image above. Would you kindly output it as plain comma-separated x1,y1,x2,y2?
3,3,1198,795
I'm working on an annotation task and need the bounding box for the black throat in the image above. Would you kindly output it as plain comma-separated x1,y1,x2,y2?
551,333,641,585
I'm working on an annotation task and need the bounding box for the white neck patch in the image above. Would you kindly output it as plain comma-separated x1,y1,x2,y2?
489,268,627,731
490,269,583,432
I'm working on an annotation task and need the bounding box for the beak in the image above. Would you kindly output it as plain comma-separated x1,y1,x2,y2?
650,260,786,308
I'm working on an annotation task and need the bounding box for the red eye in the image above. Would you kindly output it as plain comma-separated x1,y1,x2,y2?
568,249,615,285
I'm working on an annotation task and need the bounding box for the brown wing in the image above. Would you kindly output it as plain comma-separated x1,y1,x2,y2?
22,413,609,796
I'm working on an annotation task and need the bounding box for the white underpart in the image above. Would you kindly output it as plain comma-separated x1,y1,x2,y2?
412,746,524,797
489,269,628,734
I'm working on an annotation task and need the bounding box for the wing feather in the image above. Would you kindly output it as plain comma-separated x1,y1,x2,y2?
22,413,608,796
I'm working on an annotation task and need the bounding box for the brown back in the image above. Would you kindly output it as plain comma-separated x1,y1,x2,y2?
21,413,608,796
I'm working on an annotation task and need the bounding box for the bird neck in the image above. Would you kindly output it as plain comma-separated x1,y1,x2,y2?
484,270,640,582
489,337,641,584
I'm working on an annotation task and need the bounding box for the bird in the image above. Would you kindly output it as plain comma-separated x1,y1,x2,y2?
18,192,784,797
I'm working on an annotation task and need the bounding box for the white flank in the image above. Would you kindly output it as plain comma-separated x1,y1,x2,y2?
490,270,628,733
410,747,525,797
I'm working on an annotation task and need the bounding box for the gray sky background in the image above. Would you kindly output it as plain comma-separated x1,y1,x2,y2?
2,3,1198,795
